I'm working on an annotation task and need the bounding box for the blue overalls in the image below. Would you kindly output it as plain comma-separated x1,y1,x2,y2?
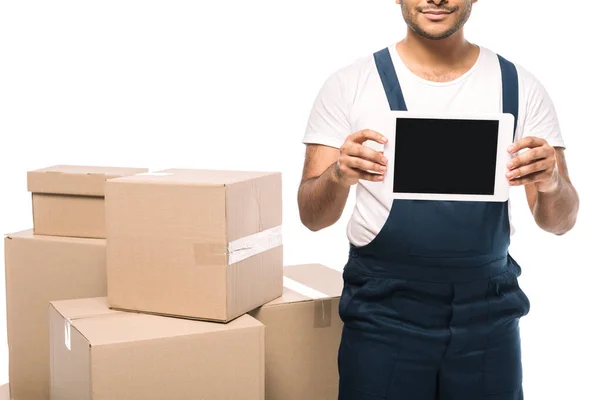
337,48,531,400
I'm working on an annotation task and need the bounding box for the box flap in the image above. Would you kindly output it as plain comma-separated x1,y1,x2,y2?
27,165,148,196
50,297,122,321
107,168,280,187
79,313,262,346
263,264,343,306
53,298,263,346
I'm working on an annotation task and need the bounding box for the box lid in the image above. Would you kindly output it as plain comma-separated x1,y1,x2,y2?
51,297,263,346
107,168,280,187
27,165,149,196
265,264,343,306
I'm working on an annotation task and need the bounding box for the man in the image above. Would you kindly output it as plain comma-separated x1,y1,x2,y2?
297,0,579,399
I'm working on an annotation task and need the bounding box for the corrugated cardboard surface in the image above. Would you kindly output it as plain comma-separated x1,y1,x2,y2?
50,298,265,400
248,264,344,400
106,168,283,322
4,230,107,400
27,165,148,196
32,194,105,238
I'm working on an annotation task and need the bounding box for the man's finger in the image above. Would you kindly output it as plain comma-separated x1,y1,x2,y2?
346,143,387,165
507,147,545,170
351,129,388,145
507,160,547,180
507,136,546,154
508,170,546,186
347,155,387,174
356,169,385,182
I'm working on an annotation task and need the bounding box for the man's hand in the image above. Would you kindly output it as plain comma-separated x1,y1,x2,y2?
506,136,559,192
334,129,388,187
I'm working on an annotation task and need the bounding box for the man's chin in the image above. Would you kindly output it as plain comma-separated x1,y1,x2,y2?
411,26,457,40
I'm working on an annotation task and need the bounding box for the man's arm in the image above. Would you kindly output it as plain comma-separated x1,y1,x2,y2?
297,144,350,232
298,130,388,232
524,147,579,235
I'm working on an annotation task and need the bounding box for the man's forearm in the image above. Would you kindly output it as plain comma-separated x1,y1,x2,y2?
298,162,351,231
533,176,579,235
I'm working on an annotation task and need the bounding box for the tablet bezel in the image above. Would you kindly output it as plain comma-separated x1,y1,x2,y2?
379,111,515,202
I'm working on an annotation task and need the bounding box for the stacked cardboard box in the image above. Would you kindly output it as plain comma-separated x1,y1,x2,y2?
104,168,285,322
4,165,345,400
27,165,149,238
4,231,107,400
4,165,148,400
249,263,344,400
49,297,265,399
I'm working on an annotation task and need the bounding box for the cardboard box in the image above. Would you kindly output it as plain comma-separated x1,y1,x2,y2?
248,263,344,400
49,297,265,400
27,165,148,238
105,168,283,322
4,230,107,400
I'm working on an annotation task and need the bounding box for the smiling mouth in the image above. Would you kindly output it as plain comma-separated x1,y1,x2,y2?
422,10,453,15
421,9,454,20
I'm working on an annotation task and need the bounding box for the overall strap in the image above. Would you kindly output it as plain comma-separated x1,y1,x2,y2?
374,47,520,141
497,54,519,139
374,48,407,111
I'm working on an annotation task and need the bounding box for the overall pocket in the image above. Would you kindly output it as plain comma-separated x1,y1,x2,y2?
338,267,375,321
507,257,531,317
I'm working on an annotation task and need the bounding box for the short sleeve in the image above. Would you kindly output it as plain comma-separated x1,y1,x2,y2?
302,71,352,149
517,66,566,148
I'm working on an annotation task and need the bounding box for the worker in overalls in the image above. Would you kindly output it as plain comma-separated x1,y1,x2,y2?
297,0,580,399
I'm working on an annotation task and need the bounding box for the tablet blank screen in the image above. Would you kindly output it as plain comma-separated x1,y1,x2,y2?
393,118,499,195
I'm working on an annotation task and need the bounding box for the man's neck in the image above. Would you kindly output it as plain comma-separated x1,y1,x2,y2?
395,28,479,82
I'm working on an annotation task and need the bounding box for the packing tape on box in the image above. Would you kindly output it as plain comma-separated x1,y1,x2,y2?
313,299,332,328
64,320,71,351
228,225,282,264
283,276,332,328
194,225,282,266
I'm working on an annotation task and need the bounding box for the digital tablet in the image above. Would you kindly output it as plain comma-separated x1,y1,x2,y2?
376,111,515,202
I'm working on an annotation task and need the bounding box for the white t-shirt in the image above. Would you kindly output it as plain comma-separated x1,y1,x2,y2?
302,44,565,247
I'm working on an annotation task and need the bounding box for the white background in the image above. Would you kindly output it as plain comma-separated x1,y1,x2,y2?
0,1,597,398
